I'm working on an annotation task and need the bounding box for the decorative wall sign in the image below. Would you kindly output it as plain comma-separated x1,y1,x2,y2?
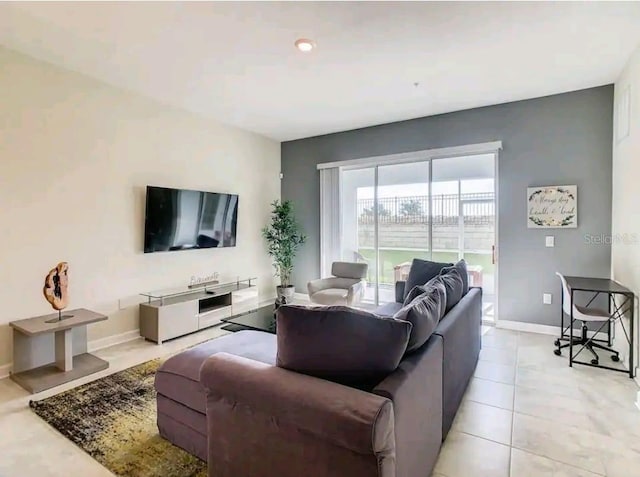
188,272,220,288
527,185,577,228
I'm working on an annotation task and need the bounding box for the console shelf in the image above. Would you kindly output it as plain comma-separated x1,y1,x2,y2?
139,278,259,344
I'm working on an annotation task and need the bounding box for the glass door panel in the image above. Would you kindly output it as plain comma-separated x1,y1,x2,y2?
432,154,496,321
376,162,430,304
340,167,376,303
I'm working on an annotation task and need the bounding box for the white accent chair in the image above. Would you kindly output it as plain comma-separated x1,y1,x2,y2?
554,272,620,365
307,262,368,306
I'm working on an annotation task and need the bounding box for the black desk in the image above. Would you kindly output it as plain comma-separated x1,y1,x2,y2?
562,276,635,378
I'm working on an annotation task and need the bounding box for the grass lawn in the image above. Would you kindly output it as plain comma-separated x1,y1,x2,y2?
358,248,494,285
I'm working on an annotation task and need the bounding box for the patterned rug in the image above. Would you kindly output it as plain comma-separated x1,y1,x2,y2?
29,359,206,477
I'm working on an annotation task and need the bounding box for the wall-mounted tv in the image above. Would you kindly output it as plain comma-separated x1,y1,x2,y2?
144,186,238,253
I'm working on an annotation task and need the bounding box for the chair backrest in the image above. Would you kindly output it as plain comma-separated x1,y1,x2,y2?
555,272,573,316
332,261,368,279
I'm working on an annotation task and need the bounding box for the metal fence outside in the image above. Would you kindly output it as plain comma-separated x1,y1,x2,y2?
358,193,495,226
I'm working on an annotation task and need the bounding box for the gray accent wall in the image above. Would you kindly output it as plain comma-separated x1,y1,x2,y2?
282,86,613,327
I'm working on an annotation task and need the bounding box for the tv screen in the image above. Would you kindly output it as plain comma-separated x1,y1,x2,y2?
144,186,238,253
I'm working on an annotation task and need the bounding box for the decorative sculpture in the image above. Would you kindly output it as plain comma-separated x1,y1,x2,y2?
43,262,71,320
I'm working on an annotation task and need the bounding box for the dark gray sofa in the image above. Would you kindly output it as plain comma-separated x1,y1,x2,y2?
376,282,482,437
155,285,481,477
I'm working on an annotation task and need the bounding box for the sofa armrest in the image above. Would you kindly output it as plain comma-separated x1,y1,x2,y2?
395,281,406,303
200,352,395,456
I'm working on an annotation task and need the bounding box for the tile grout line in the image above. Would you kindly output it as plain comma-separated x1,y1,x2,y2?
507,332,522,476
465,397,513,412
455,430,511,449
508,441,606,476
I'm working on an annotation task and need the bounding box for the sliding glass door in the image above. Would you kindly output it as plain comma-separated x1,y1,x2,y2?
375,162,431,304
432,154,496,321
340,161,431,304
341,167,376,301
329,150,497,321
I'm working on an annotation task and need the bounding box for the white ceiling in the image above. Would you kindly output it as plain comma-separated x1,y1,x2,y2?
1,2,640,141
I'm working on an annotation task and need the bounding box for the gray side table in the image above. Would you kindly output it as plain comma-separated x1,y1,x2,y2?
9,308,109,393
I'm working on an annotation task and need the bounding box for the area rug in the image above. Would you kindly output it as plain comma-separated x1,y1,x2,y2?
29,359,206,477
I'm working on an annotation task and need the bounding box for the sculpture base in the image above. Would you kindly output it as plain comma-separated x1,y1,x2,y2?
45,311,74,324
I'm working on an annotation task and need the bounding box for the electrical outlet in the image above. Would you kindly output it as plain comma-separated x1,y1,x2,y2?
545,236,555,247
543,293,553,305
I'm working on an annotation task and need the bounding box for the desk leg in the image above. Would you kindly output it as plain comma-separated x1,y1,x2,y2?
608,294,612,346
569,290,574,367
630,295,635,379
55,329,73,372
560,284,565,337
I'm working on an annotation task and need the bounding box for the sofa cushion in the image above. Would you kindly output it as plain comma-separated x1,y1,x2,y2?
393,281,446,352
428,268,464,314
403,284,427,306
276,305,411,386
404,258,453,301
441,259,469,296
375,301,403,317
310,288,349,305
155,330,276,413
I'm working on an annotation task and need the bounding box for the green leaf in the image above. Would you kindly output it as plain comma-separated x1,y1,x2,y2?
262,200,306,287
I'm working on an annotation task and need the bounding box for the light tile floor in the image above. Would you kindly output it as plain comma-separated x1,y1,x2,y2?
435,327,640,477
0,326,639,476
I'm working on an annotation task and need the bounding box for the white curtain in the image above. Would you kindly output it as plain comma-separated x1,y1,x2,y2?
319,167,341,277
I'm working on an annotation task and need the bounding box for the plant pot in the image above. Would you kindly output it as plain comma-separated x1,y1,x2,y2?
276,285,295,303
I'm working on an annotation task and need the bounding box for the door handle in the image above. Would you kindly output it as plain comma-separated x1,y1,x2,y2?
492,245,496,265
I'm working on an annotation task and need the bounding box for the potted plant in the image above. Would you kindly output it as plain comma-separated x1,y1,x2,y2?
262,200,306,303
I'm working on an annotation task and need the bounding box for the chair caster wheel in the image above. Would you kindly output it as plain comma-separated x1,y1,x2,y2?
612,355,620,362
591,359,599,365
553,339,560,347
554,349,562,356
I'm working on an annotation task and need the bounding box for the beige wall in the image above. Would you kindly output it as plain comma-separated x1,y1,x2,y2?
0,47,280,370
612,43,640,378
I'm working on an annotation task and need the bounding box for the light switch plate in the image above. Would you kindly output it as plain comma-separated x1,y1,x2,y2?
543,293,552,305
545,236,555,247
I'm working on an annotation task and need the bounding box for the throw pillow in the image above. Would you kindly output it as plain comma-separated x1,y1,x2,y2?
394,281,447,352
403,258,453,301
403,284,427,306
427,268,464,314
276,305,412,386
440,259,469,296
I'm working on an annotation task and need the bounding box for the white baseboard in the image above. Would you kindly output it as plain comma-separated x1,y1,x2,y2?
87,329,141,352
0,362,11,380
636,391,640,412
496,320,560,335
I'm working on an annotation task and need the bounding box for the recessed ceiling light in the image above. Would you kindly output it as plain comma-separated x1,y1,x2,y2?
295,38,315,53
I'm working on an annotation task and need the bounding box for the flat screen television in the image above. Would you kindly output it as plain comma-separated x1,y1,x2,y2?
144,186,238,253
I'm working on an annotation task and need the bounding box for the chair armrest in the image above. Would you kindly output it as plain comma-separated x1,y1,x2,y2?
395,281,406,303
346,279,367,304
200,352,394,455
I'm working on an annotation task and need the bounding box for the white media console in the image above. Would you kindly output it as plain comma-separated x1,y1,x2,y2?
139,278,259,344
